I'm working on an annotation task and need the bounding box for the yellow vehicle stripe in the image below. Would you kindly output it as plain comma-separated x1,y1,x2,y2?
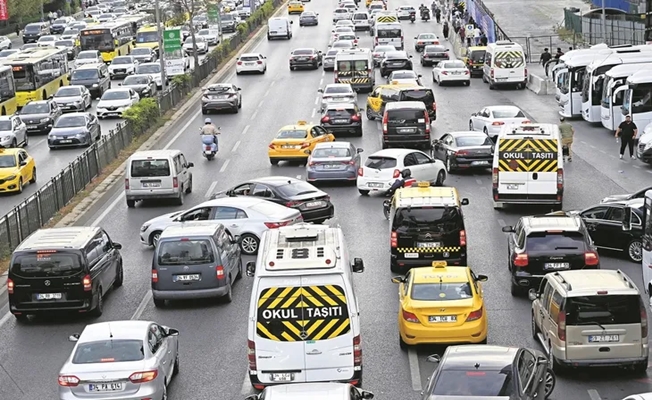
397,246,462,252
494,51,525,68
256,322,280,341
498,139,559,172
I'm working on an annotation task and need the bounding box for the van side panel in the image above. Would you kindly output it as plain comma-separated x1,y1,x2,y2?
496,138,529,198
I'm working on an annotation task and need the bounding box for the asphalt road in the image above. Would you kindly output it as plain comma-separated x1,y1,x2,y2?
0,2,651,400
0,32,234,216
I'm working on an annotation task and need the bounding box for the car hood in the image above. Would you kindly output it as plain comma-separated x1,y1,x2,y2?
54,96,83,103
19,113,50,122
50,126,88,135
600,194,631,203
323,94,355,101
0,129,14,135
144,211,183,227
0,167,20,178
97,99,131,108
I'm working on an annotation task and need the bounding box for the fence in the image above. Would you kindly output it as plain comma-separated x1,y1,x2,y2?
564,8,646,46
0,0,283,257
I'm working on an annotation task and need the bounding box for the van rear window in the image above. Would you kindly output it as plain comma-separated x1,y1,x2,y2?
130,159,170,177
387,109,425,125
157,240,215,265
11,251,82,277
377,29,401,38
566,295,641,325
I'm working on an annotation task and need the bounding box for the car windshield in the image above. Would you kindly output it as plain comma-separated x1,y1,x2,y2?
112,57,132,64
425,46,445,53
71,69,98,80
455,136,492,147
526,232,585,251
124,76,149,85
72,340,145,364
365,156,396,169
470,50,486,62
432,369,513,396
10,251,82,277
492,108,525,118
419,34,436,39
277,129,308,139
198,29,210,35
313,147,351,158
55,40,74,47
158,239,215,265
78,52,98,59
131,48,151,55
54,18,68,24
395,207,462,229
276,181,319,197
401,90,434,105
63,29,78,35
0,121,12,131
21,103,49,114
387,109,425,125
138,65,160,73
0,154,16,167
102,91,130,100
411,282,473,300
207,85,231,93
0,50,17,57
54,115,86,128
130,159,170,177
326,50,339,57
55,87,81,97
293,49,313,55
566,295,641,325
326,107,355,117
24,25,40,33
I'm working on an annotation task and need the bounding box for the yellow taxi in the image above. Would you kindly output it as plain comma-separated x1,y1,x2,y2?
288,1,305,14
268,121,335,165
392,261,488,349
0,147,36,194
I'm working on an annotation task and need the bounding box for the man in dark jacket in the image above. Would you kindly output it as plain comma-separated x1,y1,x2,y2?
615,115,638,159
540,48,552,77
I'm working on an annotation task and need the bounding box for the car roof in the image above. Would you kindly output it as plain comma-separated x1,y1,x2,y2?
412,265,470,284
240,53,260,57
325,83,353,89
0,147,20,154
76,64,102,70
486,105,521,111
521,214,582,232
59,112,87,118
442,345,519,370
24,100,50,105
203,196,280,207
552,270,639,294
314,141,352,149
79,320,152,342
385,101,425,109
104,88,130,93
250,176,302,185
368,148,414,158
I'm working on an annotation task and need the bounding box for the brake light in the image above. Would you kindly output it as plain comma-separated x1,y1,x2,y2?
558,311,566,341
466,306,483,321
205,145,211,150
425,113,430,134
491,121,504,126
343,160,356,165
557,169,564,189
321,116,330,123
522,120,531,124
492,168,499,189
641,302,648,338
172,177,178,188
584,251,599,266
265,220,292,229
524,67,528,77
441,71,448,75
353,335,362,367
456,150,469,156
129,370,158,384
285,201,301,207
513,253,528,267
268,143,275,149
459,230,466,246
82,274,92,291
351,114,361,122
490,68,494,78
58,375,80,387
382,112,388,133
247,340,257,371
300,143,310,149
402,309,419,322
308,161,317,167
358,167,364,176
151,270,158,283
417,41,423,45
7,278,13,294
216,265,225,279
257,60,263,64
237,61,242,65
432,102,437,110
391,231,397,247
392,169,400,178
124,178,129,189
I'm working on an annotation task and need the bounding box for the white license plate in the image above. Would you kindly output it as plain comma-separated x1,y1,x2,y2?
506,184,519,190
142,182,161,188
544,262,570,270
398,128,415,133
368,182,384,188
88,383,125,392
245,62,254,66
323,164,340,169
417,242,441,248
27,125,38,129
589,335,619,343
334,119,348,123
496,77,508,81
306,201,324,208
175,274,200,281
282,145,299,149
429,315,457,322
270,31,277,34
471,161,489,165
37,293,62,300
60,139,73,143
404,253,419,258
270,373,294,382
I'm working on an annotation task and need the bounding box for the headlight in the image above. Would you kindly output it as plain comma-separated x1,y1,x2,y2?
140,224,150,232
645,141,652,150
40,118,49,123
76,132,87,137
5,175,16,180
92,84,99,87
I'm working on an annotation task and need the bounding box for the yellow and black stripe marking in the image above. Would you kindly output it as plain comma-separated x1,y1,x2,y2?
256,285,350,342
337,77,371,84
376,16,397,22
494,51,525,69
498,139,559,172
397,246,462,253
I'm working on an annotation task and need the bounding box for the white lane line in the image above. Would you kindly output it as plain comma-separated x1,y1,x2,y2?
220,159,231,173
314,97,319,105
257,100,264,108
232,140,241,152
0,311,11,328
475,178,483,185
589,145,596,149
587,389,602,400
319,78,324,86
647,170,652,174
407,347,422,391
91,193,125,227
242,124,250,135
205,181,218,198
251,110,259,120
311,108,316,118
34,138,46,146
131,291,152,320
321,70,325,77
240,371,251,394
497,219,506,227
264,88,270,97
270,80,276,87
599,149,606,154
634,164,641,169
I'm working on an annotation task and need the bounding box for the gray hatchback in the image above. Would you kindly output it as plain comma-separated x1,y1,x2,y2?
201,83,242,114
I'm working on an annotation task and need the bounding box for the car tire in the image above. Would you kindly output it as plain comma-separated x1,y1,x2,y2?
113,262,124,288
173,351,180,376
627,239,643,263
465,80,470,86
223,279,234,303
17,178,23,194
236,258,243,280
531,311,540,340
240,233,260,255
10,138,16,148
29,168,36,184
510,280,524,297
469,120,474,130
236,70,241,75
446,157,455,173
238,99,242,109
23,134,28,147
176,192,184,206
544,368,556,399
270,158,279,166
356,127,363,136
90,288,103,317
435,170,445,186
399,334,408,351
365,108,374,120
202,108,208,115
126,199,136,208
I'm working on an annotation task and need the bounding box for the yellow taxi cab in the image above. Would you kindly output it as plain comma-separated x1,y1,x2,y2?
365,82,421,120
268,121,335,165
288,1,305,14
392,261,488,349
460,46,487,78
0,147,36,194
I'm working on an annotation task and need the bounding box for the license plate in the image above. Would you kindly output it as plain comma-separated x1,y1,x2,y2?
417,242,441,248
368,182,384,188
496,77,508,81
589,335,619,342
60,139,72,143
545,262,570,270
392,62,403,66
175,274,200,281
282,145,299,149
142,182,161,188
306,201,325,208
323,164,340,169
429,315,457,322
270,31,277,34
404,253,419,258
245,62,254,66
88,383,125,392
37,293,62,300
270,373,294,382
506,184,519,190
471,161,489,165
398,128,416,133
334,119,348,123
27,125,38,129
452,71,461,74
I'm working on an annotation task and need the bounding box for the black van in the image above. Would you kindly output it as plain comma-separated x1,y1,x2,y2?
151,223,242,307
7,227,123,321
382,101,431,150
69,64,111,99
397,85,436,120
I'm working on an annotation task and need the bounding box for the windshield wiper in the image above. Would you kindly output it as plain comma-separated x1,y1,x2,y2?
576,320,608,330
554,246,578,250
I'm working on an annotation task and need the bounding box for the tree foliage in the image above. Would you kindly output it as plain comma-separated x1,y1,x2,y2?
122,98,160,134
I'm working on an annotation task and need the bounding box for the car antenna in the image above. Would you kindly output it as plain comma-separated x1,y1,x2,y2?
474,363,480,369
108,323,114,339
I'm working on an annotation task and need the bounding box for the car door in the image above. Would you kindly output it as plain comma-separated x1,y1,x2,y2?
212,206,248,236
90,114,101,139
17,151,30,182
250,183,282,204
472,108,487,131
12,116,26,145
148,324,174,379
85,233,112,291
537,279,554,344
402,152,420,179
311,126,334,145
350,143,361,168
580,205,611,249
515,348,539,399
99,230,121,285
220,229,240,275
598,206,630,251
178,206,215,222
178,154,191,187
82,87,91,107
412,151,439,181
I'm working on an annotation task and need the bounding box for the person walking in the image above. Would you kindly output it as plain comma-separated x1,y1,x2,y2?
442,21,449,39
554,47,564,60
540,48,552,77
473,26,481,46
435,8,441,23
615,114,638,159
480,33,487,46
14,24,20,37
559,116,575,162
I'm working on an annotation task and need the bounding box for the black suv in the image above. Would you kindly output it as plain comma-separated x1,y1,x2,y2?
380,51,413,77
17,99,62,135
7,227,124,321
320,101,363,136
502,213,600,296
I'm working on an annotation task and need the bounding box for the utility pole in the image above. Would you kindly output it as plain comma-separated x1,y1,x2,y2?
601,0,607,43
155,0,167,91
41,0,45,22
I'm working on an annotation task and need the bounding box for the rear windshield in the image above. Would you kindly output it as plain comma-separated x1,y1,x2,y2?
130,159,170,177
240,56,259,61
411,282,473,301
456,136,493,147
276,181,319,197
493,109,525,118
72,340,145,364
525,232,585,252
377,29,401,38
400,89,434,104
365,156,396,169
566,295,641,325
293,49,313,55
313,147,352,157
157,239,215,265
387,109,425,125
433,370,513,396
327,108,355,117
277,129,308,139
11,251,83,277
470,50,486,62
394,207,462,229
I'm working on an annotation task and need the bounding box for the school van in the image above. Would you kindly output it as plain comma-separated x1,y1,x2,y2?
374,22,402,50
482,40,527,89
268,17,293,40
352,11,370,31
492,124,563,209
245,223,365,390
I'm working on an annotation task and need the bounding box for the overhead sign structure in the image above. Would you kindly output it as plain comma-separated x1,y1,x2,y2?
163,29,181,53
207,5,219,23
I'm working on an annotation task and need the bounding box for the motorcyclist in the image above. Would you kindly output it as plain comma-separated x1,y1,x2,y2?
386,169,416,197
200,117,220,145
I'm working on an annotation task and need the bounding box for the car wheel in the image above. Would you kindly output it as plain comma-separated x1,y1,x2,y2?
23,134,28,147
510,280,524,296
185,176,192,194
544,368,556,398
240,233,260,255
202,108,208,115
176,191,184,206
126,199,136,208
90,288,103,317
469,120,474,130
10,138,16,148
483,127,489,136
150,231,162,247
446,157,454,173
238,99,242,109
365,108,374,120
399,334,408,351
113,262,124,288
17,178,23,193
531,311,540,340
270,158,279,166
223,280,233,303
173,351,180,376
628,239,643,263
435,170,445,186
358,189,369,195
236,258,243,280
13,313,28,322
29,168,36,183
236,70,241,75
153,297,166,308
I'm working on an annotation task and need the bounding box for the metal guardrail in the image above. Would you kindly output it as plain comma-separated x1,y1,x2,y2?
0,0,283,257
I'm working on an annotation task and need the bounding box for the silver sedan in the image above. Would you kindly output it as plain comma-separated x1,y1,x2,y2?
58,320,179,400
0,115,28,148
306,141,363,183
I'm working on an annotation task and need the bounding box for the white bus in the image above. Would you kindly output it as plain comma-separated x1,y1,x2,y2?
552,49,613,102
600,63,652,131
613,70,652,134
374,22,402,50
641,190,652,291
558,53,608,118
581,49,652,123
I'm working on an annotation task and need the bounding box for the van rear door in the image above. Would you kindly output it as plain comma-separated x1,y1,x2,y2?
496,138,528,197
128,157,174,195
526,138,559,196
492,50,525,83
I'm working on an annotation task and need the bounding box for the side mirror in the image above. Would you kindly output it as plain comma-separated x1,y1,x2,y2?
290,20,294,24
501,226,515,233
118,82,122,86
476,274,488,282
622,207,632,231
244,395,259,400
68,333,80,342
426,354,441,363
306,150,311,155
414,36,417,39
408,55,413,58
352,257,364,273
14,111,19,115
391,276,403,283
237,87,241,91
445,48,450,51
418,74,422,78
246,261,256,277
166,328,180,336
528,288,539,301
361,391,374,399
471,112,477,116
113,242,122,249
187,162,194,167
318,88,323,93
461,198,469,206
356,148,363,153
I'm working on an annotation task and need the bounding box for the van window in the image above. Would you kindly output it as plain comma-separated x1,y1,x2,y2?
377,29,401,38
411,282,473,300
469,50,486,62
400,89,434,104
11,251,83,277
365,156,396,169
386,109,425,125
130,158,171,177
525,232,585,252
72,340,144,364
157,239,215,265
566,295,641,325
393,207,462,229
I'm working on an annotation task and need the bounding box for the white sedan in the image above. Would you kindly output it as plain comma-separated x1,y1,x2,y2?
396,5,416,19
37,35,59,47
198,28,219,45
96,88,140,119
236,53,267,74
432,60,470,86
331,40,356,50
318,83,356,112
357,148,447,195
183,36,209,54
139,197,303,255
108,55,138,79
335,33,358,46
388,70,422,85
334,19,355,29
332,8,352,21
468,105,531,139
0,116,28,148
0,36,11,50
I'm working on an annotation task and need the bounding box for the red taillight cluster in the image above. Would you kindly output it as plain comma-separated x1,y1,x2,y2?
492,167,499,189
82,274,92,291
402,309,419,322
285,200,301,207
124,178,129,190
7,278,14,294
216,265,225,279
268,143,275,149
584,251,599,266
390,231,397,248
151,270,159,283
205,145,212,151
557,311,566,341
237,61,243,65
441,71,448,75
492,121,504,126
265,220,293,229
58,375,80,387
464,70,470,75
459,230,466,246
466,306,483,322
351,114,361,122
129,370,158,384
321,116,330,123
247,340,257,371
353,335,362,367
557,169,564,190
382,112,388,133
641,302,648,338
172,177,179,189
357,167,364,176
257,60,263,64
513,253,528,267
490,68,495,79
392,169,401,179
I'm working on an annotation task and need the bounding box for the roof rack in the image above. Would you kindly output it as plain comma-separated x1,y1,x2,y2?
616,269,636,289
552,272,572,291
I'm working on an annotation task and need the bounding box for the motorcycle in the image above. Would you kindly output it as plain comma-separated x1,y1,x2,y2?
409,12,416,23
201,132,219,161
421,10,430,21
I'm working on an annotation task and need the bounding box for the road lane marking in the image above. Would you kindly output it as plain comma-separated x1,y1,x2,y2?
264,88,270,97
475,178,483,185
131,291,152,320
34,138,46,147
319,78,323,86
296,175,302,179
407,347,422,391
322,70,325,77
0,310,11,328
257,100,264,108
587,389,602,400
220,159,230,173
497,219,506,227
314,97,318,105
252,110,259,119
241,370,251,394
270,80,276,87
242,124,250,135
205,181,218,198
311,108,316,118
232,140,241,152
164,111,201,149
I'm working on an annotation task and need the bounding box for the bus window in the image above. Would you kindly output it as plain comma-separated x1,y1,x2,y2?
623,89,632,116
136,30,158,43
632,83,652,114
0,69,15,102
377,28,401,38
12,65,36,91
81,30,114,51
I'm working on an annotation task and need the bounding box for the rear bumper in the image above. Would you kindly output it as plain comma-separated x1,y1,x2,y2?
400,318,487,345
300,204,334,222
9,297,93,314
555,355,648,368
391,252,467,270
249,369,363,389
126,189,180,201
493,190,563,205
152,286,229,300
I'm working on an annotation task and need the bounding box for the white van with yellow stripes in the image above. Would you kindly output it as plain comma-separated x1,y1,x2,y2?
374,22,403,50
482,40,527,90
245,224,365,390
491,124,564,209
335,49,375,92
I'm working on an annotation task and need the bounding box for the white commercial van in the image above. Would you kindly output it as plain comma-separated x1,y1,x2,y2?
482,40,527,90
267,17,293,40
352,11,370,31
245,224,365,390
374,22,402,50
492,124,563,209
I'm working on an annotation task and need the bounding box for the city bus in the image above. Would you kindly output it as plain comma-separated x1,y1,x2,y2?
0,65,17,115
80,21,135,63
612,70,652,135
0,47,69,107
135,25,160,55
122,13,155,37
600,63,652,131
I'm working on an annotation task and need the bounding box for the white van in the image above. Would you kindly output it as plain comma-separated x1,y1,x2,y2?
267,17,293,40
125,150,194,208
352,11,370,31
492,124,563,209
374,22,402,50
245,224,365,390
482,40,527,90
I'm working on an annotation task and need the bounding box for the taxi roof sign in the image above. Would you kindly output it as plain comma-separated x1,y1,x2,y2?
297,120,308,125
417,181,430,188
432,261,447,267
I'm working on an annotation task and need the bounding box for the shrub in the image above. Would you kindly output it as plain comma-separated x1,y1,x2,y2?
237,22,249,36
122,98,160,134
172,74,192,89
211,38,232,59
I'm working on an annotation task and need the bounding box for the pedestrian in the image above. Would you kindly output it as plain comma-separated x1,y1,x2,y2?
14,24,20,36
615,114,639,159
442,21,449,39
554,47,564,60
473,26,481,46
480,33,487,46
459,25,465,44
540,48,552,77
559,116,575,162
435,8,441,23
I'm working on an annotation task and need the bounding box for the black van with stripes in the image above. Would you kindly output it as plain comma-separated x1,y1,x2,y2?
245,223,365,390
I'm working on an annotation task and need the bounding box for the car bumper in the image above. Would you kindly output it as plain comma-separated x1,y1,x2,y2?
400,317,487,345
10,297,93,314
236,64,265,73
57,103,85,112
109,70,133,79
637,144,652,163
22,36,39,43
300,19,318,25
202,101,238,110
299,203,334,222
25,123,51,134
290,60,318,68
493,190,563,205
353,24,370,30
440,74,470,82
97,109,126,118
450,157,492,169
554,354,648,369
0,177,21,192
0,137,16,147
126,189,180,201
59,381,165,400
356,178,393,192
152,287,229,300
288,9,304,14
323,60,335,69
391,251,467,270
249,369,362,390
306,168,357,182
49,136,90,148
222,25,236,32
383,136,430,148
380,66,410,76
321,122,361,134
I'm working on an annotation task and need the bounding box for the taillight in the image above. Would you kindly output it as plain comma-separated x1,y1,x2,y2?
237,61,242,65
441,71,448,75
268,143,275,149
392,169,400,178
265,220,292,229
216,265,225,279
490,68,494,78
172,177,178,188
459,230,466,246
391,231,397,248
402,309,419,322
247,340,257,371
151,270,158,283
425,113,430,133
308,161,317,167
382,112,388,132
417,41,423,45
466,306,483,322
522,120,531,124
558,311,566,341
513,253,528,267
321,116,330,123
129,370,158,384
524,67,528,77
456,150,469,156
286,201,301,207
351,114,361,121
584,251,599,266
641,302,648,338
353,335,362,367
7,278,13,294
58,375,80,387
257,60,263,64
557,169,564,189
205,145,211,150
82,274,92,291
343,160,356,165
492,121,504,126
492,168,499,189
124,178,129,189
432,102,437,110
